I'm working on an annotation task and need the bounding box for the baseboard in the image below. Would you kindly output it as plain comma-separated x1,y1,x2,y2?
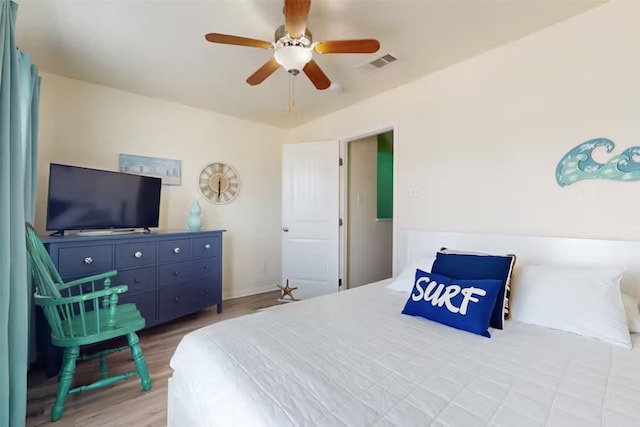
223,284,279,300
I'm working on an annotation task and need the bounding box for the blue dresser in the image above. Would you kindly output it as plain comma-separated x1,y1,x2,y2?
38,230,225,376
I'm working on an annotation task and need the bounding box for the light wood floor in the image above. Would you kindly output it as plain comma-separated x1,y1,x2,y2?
26,290,283,427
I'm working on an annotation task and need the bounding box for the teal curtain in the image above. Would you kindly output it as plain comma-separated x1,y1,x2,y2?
0,0,41,426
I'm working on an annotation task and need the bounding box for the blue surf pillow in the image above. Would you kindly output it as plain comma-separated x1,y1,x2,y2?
431,251,516,330
402,269,502,338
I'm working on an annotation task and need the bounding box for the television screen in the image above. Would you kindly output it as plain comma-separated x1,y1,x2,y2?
46,163,162,232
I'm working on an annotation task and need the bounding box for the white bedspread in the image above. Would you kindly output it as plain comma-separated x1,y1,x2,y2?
170,280,640,426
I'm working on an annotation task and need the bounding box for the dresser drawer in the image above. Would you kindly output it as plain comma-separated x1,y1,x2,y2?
158,239,191,263
115,241,157,270
192,234,222,259
119,290,157,325
158,280,219,322
113,266,157,294
58,244,112,278
158,260,196,288
193,258,219,281
158,259,217,288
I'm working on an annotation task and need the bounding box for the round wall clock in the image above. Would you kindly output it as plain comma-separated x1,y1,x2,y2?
198,162,240,204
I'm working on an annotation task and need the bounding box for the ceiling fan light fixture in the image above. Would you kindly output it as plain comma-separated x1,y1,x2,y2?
274,46,312,75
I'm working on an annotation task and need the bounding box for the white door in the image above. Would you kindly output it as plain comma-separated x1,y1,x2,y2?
282,141,339,300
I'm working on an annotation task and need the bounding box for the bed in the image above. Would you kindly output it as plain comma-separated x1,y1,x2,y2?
168,231,640,426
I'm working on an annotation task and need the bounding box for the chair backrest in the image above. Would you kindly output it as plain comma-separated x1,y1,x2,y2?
26,222,121,340
25,223,71,338
25,222,63,299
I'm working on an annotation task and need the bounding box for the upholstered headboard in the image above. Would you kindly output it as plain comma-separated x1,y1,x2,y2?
399,230,640,297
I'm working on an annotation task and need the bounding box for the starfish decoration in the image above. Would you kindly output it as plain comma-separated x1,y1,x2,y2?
277,279,298,301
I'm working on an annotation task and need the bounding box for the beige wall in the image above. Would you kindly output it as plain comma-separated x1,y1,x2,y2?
288,1,640,242
37,73,285,299
347,136,393,287
36,1,640,300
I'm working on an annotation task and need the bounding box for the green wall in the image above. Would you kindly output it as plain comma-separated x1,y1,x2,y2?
377,131,393,219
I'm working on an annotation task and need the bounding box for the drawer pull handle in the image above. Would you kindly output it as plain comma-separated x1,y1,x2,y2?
134,251,143,259
203,265,209,270
134,278,141,284
204,244,211,250
84,257,93,265
173,297,180,302
173,247,181,254
173,271,180,276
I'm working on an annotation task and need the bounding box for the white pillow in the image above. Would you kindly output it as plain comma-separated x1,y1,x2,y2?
622,293,640,333
385,255,435,293
510,265,631,348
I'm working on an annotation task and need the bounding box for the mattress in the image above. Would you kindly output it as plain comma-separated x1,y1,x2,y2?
169,279,640,426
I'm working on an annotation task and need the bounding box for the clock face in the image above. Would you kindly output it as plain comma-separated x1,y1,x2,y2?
198,162,240,204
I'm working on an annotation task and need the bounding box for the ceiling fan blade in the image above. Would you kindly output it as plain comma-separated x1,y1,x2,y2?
285,0,311,39
314,39,381,54
205,33,273,49
303,60,331,90
246,58,280,85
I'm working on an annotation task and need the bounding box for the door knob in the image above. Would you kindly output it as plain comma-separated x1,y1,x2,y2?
282,227,289,232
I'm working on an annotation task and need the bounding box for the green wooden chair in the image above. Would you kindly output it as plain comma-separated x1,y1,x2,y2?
25,223,152,422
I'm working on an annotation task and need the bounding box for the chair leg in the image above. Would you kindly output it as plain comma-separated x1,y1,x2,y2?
127,332,151,391
51,346,79,422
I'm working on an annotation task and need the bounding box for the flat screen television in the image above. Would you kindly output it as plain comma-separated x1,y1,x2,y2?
46,163,162,235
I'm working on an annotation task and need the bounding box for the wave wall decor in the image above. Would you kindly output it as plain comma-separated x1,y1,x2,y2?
556,138,640,186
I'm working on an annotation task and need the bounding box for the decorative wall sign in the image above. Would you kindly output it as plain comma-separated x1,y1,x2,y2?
119,153,181,185
556,138,640,187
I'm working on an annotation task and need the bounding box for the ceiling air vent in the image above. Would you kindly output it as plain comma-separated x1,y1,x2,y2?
361,54,397,72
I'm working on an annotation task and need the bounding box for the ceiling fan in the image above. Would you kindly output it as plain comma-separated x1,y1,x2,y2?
204,0,380,90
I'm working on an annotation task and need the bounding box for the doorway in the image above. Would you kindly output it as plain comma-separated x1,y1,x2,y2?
341,130,394,289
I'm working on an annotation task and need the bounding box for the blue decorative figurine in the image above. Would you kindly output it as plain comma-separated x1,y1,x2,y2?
187,200,202,231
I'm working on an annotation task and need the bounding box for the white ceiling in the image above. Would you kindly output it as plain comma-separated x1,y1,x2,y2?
16,0,603,128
